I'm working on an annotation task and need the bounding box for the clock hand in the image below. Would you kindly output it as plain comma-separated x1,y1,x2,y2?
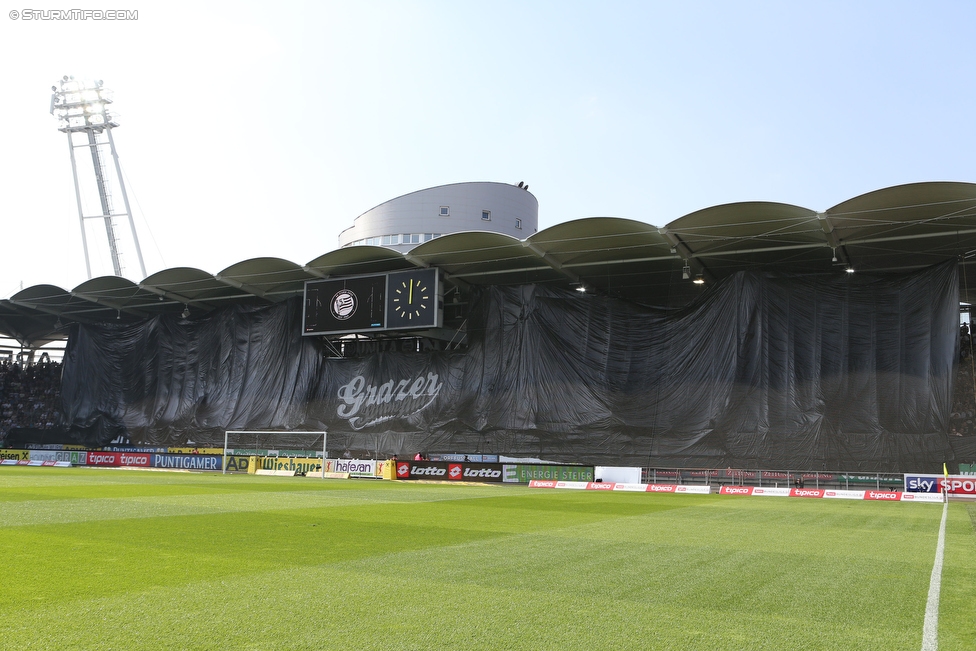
409,280,413,304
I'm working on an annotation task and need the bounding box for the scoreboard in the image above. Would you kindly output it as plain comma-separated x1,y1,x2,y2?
302,268,442,336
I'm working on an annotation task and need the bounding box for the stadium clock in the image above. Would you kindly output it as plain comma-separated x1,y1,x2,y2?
386,268,441,329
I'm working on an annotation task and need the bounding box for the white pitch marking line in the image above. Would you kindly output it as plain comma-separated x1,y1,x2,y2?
920,499,948,651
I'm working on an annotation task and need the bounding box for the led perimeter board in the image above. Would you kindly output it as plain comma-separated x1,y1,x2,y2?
302,268,442,336
303,273,387,335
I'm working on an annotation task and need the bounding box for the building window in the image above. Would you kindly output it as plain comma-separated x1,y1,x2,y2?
482,210,491,221
515,218,522,229
440,206,450,216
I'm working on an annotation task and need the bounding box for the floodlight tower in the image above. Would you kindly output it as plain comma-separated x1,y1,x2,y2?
50,76,146,279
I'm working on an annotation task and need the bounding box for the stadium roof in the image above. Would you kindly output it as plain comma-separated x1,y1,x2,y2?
4,181,976,347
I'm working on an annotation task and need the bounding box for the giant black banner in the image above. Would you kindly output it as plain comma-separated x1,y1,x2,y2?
59,263,959,472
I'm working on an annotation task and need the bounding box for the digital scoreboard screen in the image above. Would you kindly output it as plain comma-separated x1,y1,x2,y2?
303,274,387,335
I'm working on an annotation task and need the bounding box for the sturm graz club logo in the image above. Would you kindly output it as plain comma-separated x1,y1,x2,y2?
331,289,357,320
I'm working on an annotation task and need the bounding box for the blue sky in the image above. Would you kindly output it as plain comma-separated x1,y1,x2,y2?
1,1,973,293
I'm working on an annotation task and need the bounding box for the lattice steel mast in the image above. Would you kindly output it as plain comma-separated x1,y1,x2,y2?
50,76,146,279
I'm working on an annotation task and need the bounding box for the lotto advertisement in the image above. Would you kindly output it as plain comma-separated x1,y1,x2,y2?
395,460,506,482
395,461,596,483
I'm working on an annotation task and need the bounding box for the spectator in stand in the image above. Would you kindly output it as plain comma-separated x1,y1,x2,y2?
0,358,63,439
961,323,971,361
949,324,976,438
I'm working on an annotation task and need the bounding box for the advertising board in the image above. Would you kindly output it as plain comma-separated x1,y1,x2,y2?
720,486,754,496
28,450,88,464
253,457,321,475
506,464,594,483
86,451,121,467
863,490,901,501
396,461,505,482
750,487,791,497
790,488,825,498
434,454,499,463
904,474,976,495
332,459,376,476
823,490,867,500
151,454,222,471
529,480,710,494
223,456,252,473
0,450,29,461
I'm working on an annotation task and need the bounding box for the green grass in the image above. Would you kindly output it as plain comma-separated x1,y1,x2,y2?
0,468,973,650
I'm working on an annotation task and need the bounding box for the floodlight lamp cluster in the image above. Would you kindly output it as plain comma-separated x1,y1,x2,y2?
830,247,855,273
681,263,705,285
50,76,117,132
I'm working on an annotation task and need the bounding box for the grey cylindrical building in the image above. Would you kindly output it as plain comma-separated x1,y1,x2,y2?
339,181,539,252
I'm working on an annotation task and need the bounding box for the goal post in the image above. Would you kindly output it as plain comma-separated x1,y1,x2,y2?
222,430,327,475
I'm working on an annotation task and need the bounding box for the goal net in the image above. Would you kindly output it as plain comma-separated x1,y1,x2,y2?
222,430,327,474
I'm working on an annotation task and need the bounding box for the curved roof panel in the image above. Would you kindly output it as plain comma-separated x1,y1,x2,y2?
408,232,559,285
10,284,72,305
823,182,976,273
666,202,821,255
7,284,125,329
825,181,976,237
71,276,160,318
4,181,976,346
215,257,311,301
531,217,670,265
305,246,415,277
0,299,63,347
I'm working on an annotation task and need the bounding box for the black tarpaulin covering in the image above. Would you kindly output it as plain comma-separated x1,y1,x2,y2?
60,262,959,472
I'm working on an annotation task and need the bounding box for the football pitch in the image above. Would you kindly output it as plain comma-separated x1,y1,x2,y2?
0,468,973,650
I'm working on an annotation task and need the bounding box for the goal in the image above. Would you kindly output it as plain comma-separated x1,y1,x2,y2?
222,430,327,474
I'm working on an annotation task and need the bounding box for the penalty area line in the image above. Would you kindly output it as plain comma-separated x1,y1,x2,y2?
920,499,948,651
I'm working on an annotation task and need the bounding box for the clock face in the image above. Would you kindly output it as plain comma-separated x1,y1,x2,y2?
393,278,429,319
387,269,440,329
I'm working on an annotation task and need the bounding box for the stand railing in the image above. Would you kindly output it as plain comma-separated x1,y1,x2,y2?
641,467,904,490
